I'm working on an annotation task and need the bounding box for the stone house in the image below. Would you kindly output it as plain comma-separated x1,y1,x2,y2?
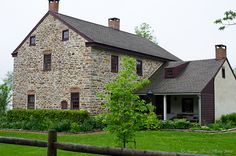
12,0,236,124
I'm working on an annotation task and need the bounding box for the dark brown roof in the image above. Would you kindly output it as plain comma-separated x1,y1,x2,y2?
137,59,226,94
12,11,180,61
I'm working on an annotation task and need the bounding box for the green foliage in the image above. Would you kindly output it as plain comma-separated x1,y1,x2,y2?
50,120,71,132
0,83,11,115
141,106,162,130
1,109,104,132
3,71,13,89
162,119,193,129
70,122,80,133
220,113,236,127
6,109,89,123
214,10,236,30
98,56,151,148
135,23,157,43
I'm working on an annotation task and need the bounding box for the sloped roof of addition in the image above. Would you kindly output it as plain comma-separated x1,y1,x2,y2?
137,58,226,94
12,11,180,61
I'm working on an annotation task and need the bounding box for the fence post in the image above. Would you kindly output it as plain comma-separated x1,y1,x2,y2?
48,130,57,156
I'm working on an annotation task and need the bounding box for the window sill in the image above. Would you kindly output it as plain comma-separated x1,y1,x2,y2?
62,38,69,41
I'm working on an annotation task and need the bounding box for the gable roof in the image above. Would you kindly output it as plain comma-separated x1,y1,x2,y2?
137,59,226,94
12,11,180,61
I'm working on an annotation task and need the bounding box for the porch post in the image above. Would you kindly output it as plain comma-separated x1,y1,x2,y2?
198,95,201,124
163,95,167,121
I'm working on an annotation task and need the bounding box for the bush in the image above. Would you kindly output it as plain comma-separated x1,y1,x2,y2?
21,115,53,131
220,113,236,126
174,119,191,129
70,122,80,133
142,112,162,130
51,120,71,132
161,120,175,129
6,109,89,123
162,119,193,129
1,109,105,132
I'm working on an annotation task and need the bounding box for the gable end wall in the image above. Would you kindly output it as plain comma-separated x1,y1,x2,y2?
214,60,236,120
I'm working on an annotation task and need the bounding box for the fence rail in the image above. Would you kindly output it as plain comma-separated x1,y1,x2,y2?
0,130,205,156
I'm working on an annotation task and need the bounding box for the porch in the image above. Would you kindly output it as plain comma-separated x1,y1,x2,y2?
140,94,201,123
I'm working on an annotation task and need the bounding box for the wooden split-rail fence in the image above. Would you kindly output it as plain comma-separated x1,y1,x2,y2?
0,130,206,156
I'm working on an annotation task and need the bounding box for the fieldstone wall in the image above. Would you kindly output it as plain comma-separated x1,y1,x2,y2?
13,14,163,114
89,48,163,113
13,14,94,111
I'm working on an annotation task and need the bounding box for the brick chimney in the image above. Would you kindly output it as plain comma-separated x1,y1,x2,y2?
49,0,60,12
108,18,120,30
215,44,227,60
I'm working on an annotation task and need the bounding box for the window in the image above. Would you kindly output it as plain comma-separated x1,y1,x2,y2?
27,95,35,109
165,68,174,78
62,29,69,41
111,55,118,73
136,60,143,76
29,36,36,46
71,93,80,110
222,67,225,79
61,100,68,109
182,98,194,113
43,54,52,71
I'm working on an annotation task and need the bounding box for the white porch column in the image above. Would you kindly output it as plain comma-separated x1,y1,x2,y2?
198,95,201,125
163,95,167,121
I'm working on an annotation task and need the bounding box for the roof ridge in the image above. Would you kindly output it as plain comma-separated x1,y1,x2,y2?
55,12,158,45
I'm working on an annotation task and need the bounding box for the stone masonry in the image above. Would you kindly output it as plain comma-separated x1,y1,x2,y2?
13,14,163,114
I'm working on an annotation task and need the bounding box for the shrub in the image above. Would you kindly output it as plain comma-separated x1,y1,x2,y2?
76,116,105,132
21,115,53,131
6,109,89,123
162,119,192,129
142,112,162,130
220,113,236,126
161,120,175,129
70,122,80,133
208,123,224,131
51,120,71,132
174,119,191,129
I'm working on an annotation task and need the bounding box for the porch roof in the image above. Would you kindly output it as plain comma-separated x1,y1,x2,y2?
138,59,225,94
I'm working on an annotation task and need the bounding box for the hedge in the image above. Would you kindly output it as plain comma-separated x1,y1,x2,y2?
6,109,89,123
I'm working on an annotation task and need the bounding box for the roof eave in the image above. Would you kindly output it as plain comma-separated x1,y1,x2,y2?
86,42,178,62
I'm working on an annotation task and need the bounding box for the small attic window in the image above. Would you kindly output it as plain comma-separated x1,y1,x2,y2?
165,68,174,78
29,36,36,46
62,29,69,41
222,67,226,79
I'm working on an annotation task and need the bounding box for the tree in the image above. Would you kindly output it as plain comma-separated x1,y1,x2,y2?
135,23,157,43
98,56,152,148
0,84,11,115
0,72,13,115
215,10,236,30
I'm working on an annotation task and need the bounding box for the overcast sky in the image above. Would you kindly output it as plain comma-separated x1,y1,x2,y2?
0,0,235,80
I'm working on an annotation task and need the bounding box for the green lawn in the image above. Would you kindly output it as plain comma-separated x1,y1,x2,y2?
0,130,235,156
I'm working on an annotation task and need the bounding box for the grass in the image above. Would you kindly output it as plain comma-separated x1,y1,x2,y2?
0,130,236,156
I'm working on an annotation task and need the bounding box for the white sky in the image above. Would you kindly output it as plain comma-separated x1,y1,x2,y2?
0,0,235,80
